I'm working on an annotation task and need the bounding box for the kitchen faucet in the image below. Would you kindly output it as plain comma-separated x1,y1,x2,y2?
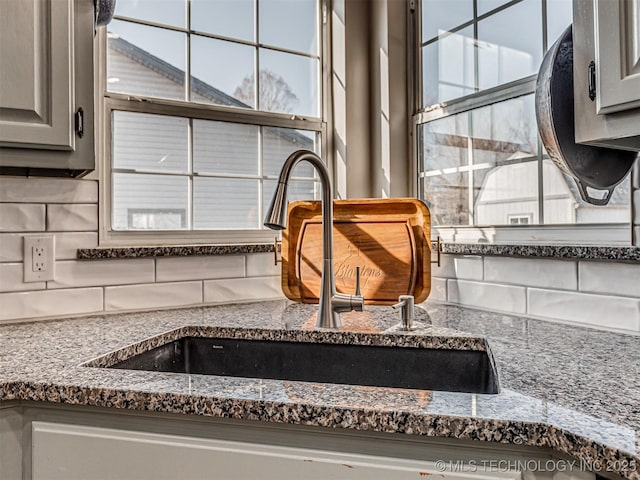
264,150,364,329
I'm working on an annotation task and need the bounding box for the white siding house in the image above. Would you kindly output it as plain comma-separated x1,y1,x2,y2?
107,36,316,231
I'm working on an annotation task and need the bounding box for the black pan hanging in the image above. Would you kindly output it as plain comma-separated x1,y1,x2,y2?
535,25,638,205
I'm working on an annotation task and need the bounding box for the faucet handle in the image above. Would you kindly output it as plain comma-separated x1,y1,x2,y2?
332,266,364,313
350,266,364,312
354,266,362,296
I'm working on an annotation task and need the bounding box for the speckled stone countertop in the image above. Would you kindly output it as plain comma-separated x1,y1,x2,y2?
77,242,640,263
1,301,639,478
439,243,640,263
77,243,273,259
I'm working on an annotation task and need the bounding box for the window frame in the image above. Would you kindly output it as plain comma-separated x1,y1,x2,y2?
411,0,631,245
97,0,331,246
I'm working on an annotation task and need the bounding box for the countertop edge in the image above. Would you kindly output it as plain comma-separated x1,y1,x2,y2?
3,380,638,480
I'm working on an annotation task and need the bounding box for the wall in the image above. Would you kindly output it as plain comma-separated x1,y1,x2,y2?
1,174,639,332
0,177,282,323
429,252,640,333
332,0,411,199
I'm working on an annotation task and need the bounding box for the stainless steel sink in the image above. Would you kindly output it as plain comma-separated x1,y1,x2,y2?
108,337,500,394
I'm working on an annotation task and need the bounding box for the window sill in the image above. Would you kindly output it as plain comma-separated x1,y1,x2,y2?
436,243,640,263
77,243,274,260
78,242,640,263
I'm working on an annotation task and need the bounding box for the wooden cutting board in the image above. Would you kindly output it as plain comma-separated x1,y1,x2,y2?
281,198,431,305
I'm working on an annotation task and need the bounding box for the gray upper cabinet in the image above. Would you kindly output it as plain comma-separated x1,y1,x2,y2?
0,0,95,177
573,0,640,151
0,0,74,150
593,0,640,114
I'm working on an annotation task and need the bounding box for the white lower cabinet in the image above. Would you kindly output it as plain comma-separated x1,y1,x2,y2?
30,420,597,480
32,421,520,480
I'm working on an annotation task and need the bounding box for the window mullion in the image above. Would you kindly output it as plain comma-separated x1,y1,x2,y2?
186,0,191,102
188,118,194,230
473,0,479,94
538,137,545,225
255,0,260,111
258,126,264,228
467,112,474,226
105,94,323,130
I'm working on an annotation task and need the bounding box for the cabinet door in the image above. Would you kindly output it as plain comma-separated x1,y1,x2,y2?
32,422,523,480
594,0,640,114
0,0,74,150
573,0,640,150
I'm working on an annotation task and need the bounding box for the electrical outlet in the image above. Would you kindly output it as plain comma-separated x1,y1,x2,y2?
24,235,55,282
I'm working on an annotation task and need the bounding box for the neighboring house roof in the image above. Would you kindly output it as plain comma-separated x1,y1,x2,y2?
109,36,247,108
108,36,314,148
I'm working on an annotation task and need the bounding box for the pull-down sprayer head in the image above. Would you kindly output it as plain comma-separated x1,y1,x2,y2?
263,182,289,231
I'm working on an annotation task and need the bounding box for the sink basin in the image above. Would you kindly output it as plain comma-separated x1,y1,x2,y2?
108,337,500,394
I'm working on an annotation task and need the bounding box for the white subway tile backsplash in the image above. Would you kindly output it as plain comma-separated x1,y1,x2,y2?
48,259,155,289
0,288,103,322
105,281,203,311
448,279,527,314
0,263,46,292
579,262,640,298
0,177,97,203
528,288,640,331
204,276,283,303
246,253,280,277
156,255,245,282
53,233,98,259
484,257,577,290
47,204,98,231
0,232,96,262
0,171,636,329
0,204,45,232
0,234,23,262
427,277,447,302
432,255,483,280
634,227,640,247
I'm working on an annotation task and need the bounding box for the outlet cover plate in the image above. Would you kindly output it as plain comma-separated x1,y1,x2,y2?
24,235,55,282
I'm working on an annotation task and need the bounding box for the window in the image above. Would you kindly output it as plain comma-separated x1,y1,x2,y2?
508,214,532,225
100,0,325,244
415,0,631,244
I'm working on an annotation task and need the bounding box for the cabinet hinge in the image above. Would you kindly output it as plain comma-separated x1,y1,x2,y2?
75,107,84,138
588,61,596,101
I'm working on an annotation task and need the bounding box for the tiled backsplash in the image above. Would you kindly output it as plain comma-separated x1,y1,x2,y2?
0,177,282,322
1,175,639,332
430,254,640,333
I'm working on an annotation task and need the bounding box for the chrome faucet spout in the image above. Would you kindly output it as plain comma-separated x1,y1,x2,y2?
263,150,363,329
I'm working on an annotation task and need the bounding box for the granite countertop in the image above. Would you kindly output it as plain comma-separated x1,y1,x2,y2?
439,244,640,263
1,301,639,479
77,242,640,263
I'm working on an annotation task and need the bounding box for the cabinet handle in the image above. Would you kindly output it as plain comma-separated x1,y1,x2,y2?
588,61,596,101
75,108,84,138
